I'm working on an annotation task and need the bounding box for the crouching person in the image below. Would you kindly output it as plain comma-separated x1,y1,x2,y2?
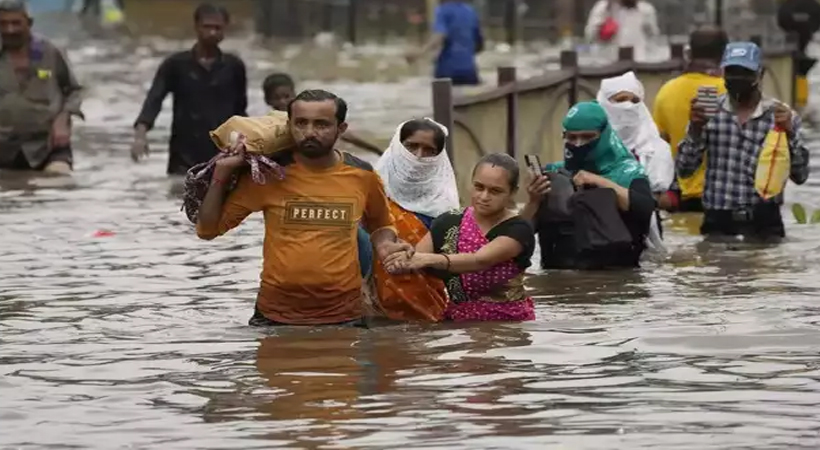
521,101,656,269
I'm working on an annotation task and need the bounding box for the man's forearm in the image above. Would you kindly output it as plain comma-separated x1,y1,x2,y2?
53,111,70,127
371,228,398,258
600,179,631,211
196,166,234,238
676,128,706,178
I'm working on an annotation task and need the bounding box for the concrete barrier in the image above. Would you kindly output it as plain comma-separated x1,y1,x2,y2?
433,36,798,203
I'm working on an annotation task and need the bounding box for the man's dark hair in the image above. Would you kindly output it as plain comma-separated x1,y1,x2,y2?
193,3,230,24
287,89,348,124
689,25,729,61
400,119,447,155
0,0,28,15
473,153,520,191
262,73,295,96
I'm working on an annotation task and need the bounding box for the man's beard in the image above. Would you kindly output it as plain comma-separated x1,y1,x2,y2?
297,138,334,159
1,33,26,49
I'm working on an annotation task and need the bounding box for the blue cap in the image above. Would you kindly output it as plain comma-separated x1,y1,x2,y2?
721,42,762,72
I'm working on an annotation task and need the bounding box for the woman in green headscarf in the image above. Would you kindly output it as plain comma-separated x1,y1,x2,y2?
521,101,657,269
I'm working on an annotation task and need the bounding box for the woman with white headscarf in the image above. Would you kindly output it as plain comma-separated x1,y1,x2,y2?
597,71,674,253
369,118,460,322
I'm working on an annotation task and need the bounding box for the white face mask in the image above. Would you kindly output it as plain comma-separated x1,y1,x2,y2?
374,118,460,219
605,101,642,145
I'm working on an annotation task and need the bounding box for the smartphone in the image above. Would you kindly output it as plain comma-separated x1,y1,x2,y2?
696,86,719,118
524,154,543,177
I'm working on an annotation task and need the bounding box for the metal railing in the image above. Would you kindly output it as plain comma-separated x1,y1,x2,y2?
252,0,788,47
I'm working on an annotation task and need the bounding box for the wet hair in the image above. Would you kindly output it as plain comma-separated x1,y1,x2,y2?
399,119,446,154
0,0,31,22
287,89,348,124
193,3,230,24
689,25,728,61
0,0,28,15
472,153,520,191
262,73,295,97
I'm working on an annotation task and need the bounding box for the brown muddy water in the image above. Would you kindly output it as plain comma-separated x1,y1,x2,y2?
2,32,820,449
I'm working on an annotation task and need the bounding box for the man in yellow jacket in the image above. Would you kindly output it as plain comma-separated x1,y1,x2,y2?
653,25,728,212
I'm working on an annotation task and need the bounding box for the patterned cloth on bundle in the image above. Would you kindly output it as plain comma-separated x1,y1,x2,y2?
180,112,294,223
180,152,284,224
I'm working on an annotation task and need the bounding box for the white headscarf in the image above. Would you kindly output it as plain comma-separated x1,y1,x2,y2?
598,72,672,256
597,71,674,194
374,118,460,219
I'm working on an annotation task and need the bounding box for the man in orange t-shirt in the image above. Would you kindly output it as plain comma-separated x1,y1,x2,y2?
196,89,412,326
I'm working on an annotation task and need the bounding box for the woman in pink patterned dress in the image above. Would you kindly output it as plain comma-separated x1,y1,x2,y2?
384,153,536,322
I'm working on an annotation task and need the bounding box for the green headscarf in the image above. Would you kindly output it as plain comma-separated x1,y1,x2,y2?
550,101,647,188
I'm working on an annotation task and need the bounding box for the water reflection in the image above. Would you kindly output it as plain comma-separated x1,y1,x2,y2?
3,32,820,449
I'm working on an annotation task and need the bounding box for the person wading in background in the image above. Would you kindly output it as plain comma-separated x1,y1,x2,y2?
584,0,659,62
0,0,83,174
405,0,484,86
653,25,728,212
131,3,247,176
677,42,810,241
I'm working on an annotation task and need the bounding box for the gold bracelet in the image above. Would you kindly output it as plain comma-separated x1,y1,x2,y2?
442,254,451,271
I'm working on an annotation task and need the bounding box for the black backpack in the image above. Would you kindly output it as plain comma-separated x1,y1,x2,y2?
536,169,575,224
569,187,634,255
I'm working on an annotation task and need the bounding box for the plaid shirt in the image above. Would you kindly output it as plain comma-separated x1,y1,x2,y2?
676,96,810,210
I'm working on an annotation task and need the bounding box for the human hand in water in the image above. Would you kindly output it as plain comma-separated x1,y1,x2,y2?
214,134,249,172
572,170,609,189
773,102,794,134
130,136,150,162
50,114,71,149
526,174,551,204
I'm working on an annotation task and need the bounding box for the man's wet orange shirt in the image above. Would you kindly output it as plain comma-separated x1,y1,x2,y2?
197,152,394,325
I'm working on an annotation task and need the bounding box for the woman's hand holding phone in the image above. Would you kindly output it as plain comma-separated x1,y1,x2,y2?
524,154,550,204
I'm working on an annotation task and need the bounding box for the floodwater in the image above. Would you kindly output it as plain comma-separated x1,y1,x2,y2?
3,29,820,449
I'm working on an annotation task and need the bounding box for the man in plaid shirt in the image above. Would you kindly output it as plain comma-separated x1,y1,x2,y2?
677,41,810,240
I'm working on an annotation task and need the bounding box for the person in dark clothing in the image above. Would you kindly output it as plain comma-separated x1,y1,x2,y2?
131,3,247,175
777,0,820,55
520,101,656,270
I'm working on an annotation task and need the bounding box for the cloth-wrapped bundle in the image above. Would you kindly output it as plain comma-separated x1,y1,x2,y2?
181,112,294,224
209,111,295,155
